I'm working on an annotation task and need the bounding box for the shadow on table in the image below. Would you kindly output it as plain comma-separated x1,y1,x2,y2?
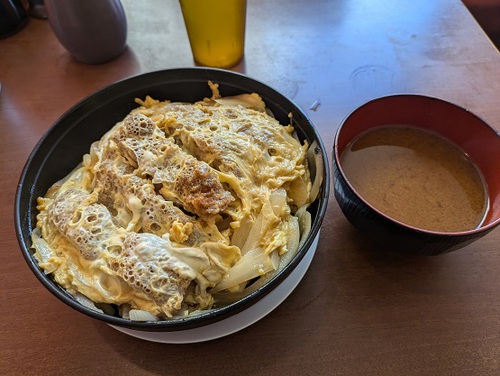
95,308,317,375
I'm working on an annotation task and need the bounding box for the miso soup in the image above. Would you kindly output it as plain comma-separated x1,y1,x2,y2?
340,125,488,232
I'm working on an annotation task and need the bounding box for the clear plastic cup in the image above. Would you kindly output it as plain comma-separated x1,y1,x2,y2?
180,0,246,69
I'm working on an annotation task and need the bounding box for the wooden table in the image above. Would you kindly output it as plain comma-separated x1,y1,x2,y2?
1,0,499,374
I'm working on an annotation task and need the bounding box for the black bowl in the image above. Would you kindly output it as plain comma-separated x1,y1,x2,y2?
333,94,500,255
15,68,330,331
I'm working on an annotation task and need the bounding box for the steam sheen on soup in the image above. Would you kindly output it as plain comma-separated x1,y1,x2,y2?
340,125,488,232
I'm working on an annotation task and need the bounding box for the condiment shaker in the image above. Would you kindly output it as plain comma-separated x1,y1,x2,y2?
45,0,127,64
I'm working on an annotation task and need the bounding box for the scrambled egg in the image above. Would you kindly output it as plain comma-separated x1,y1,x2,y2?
33,85,314,320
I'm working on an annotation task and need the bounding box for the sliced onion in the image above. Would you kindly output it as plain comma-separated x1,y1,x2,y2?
73,292,103,313
129,309,159,322
210,246,273,294
31,229,52,264
306,140,324,203
269,188,287,217
214,215,301,305
119,304,131,319
297,207,312,249
240,207,266,255
281,216,300,269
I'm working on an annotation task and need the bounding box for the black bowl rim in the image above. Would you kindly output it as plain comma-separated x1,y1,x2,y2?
333,93,500,237
14,67,330,331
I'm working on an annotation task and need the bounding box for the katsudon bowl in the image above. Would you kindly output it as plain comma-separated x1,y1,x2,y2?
14,68,330,342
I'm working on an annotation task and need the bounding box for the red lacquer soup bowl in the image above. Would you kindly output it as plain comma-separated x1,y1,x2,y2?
333,94,500,255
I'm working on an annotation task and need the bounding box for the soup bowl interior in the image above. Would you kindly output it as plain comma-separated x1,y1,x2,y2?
15,68,330,331
333,94,500,255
